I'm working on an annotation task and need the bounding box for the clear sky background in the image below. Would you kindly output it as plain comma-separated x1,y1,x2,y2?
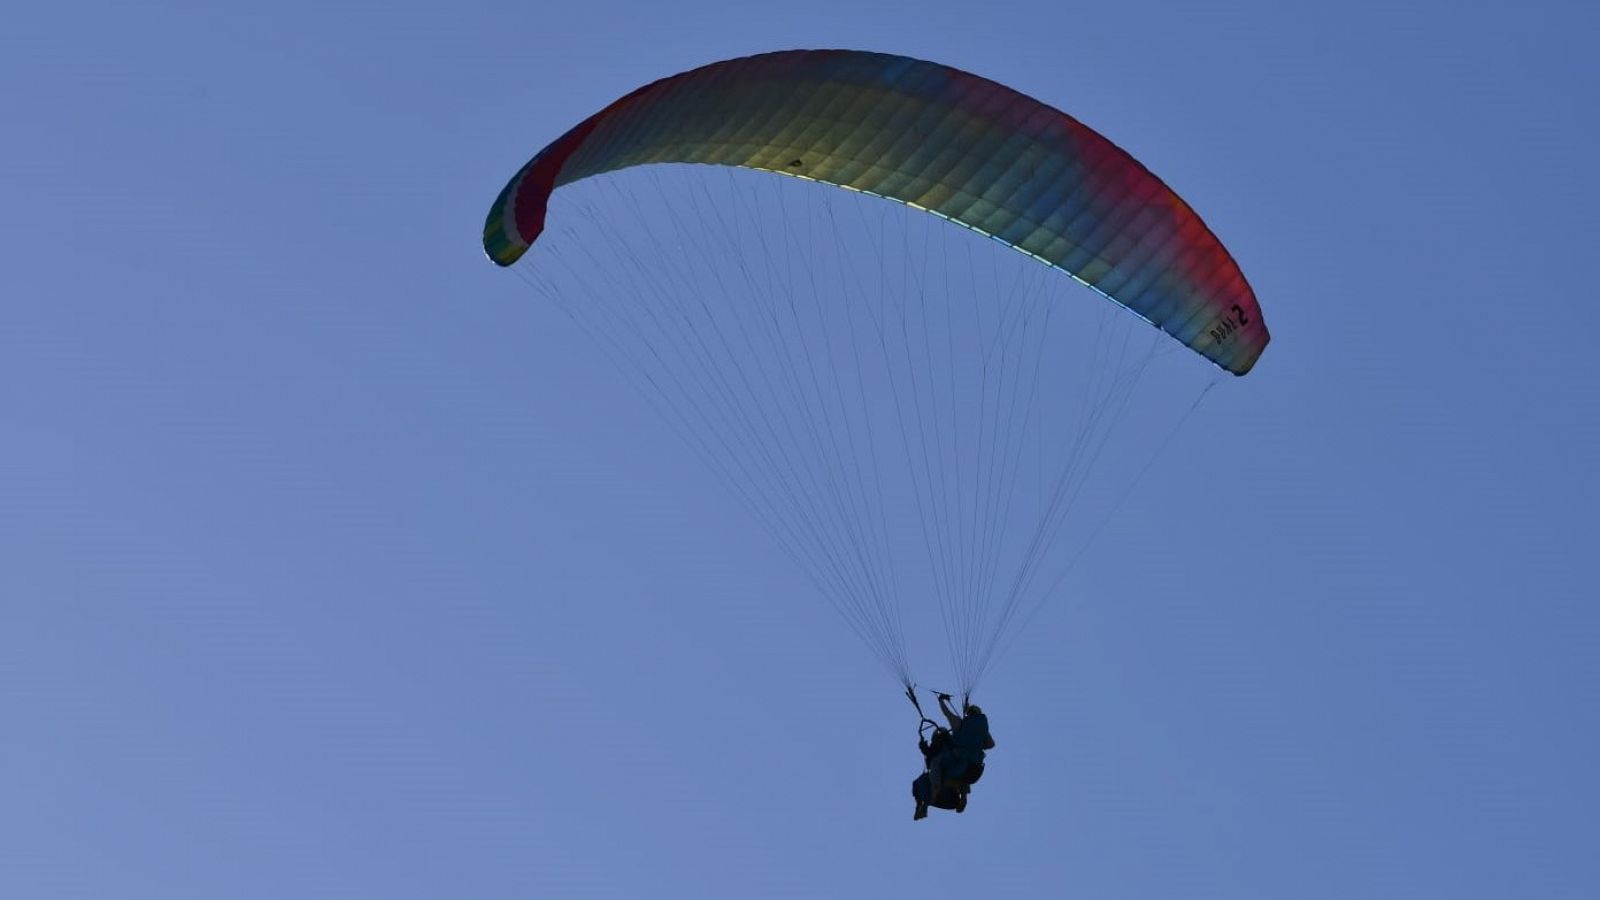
5,1,1597,897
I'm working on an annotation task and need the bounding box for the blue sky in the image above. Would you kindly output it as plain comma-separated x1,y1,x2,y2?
5,1,1597,897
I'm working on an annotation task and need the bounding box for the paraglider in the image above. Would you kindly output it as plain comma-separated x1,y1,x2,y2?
911,691,995,820
483,49,1267,815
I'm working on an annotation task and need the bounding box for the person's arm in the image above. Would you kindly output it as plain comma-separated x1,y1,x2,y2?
937,695,962,730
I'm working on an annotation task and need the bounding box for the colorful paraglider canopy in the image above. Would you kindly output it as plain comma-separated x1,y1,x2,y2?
484,49,1268,374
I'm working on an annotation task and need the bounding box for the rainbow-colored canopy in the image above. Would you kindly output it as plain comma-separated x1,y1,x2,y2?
484,49,1268,374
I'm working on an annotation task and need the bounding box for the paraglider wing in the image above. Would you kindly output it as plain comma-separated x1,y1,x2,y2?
483,49,1269,374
